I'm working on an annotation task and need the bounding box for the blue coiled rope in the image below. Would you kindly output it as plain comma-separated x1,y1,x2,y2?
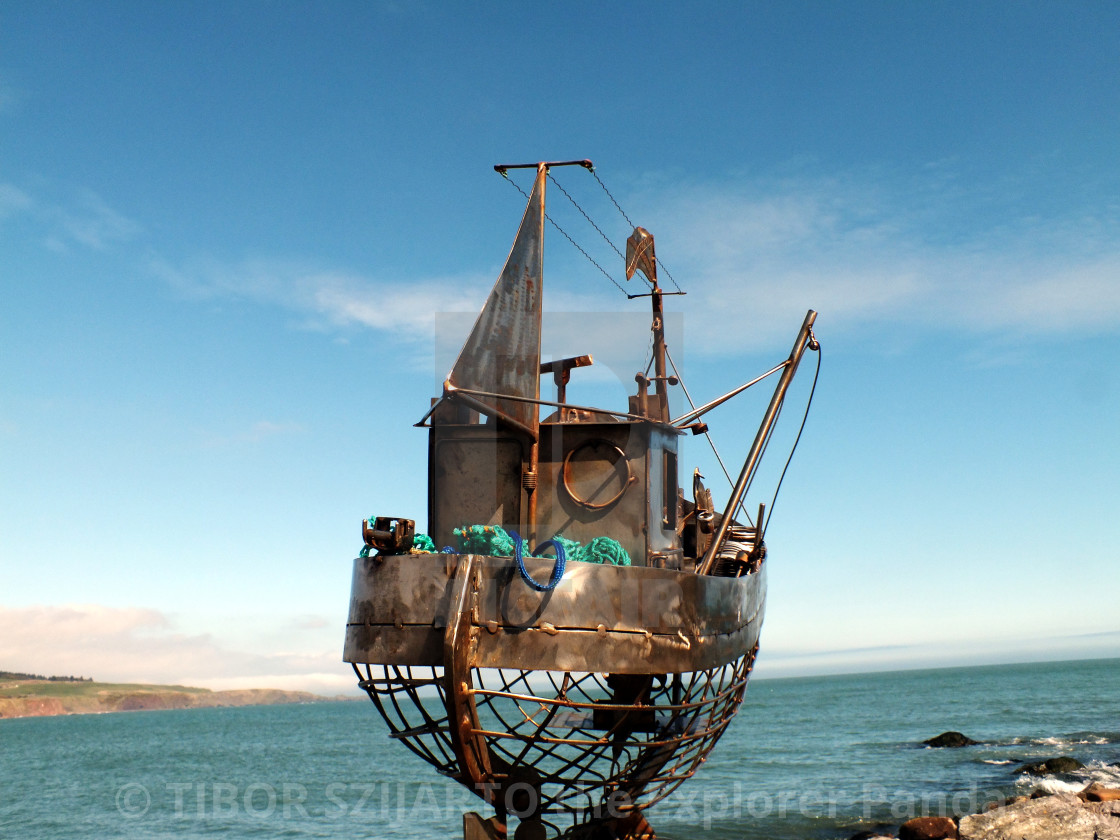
509,532,567,592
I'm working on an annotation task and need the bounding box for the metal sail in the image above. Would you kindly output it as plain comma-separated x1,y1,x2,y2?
445,164,544,438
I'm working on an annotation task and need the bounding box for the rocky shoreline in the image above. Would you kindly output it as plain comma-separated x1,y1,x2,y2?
848,732,1120,840
853,786,1120,840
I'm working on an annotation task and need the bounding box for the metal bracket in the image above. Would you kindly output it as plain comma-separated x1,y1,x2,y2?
362,517,415,554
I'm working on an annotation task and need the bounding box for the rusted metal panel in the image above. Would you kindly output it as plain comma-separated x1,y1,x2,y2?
446,165,545,435
428,430,525,551
343,554,457,665
343,554,765,674
343,623,444,665
535,422,650,564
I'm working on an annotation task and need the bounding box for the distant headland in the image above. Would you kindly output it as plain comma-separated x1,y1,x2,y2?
0,671,348,719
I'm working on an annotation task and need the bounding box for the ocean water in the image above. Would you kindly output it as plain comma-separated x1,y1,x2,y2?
2,657,1117,839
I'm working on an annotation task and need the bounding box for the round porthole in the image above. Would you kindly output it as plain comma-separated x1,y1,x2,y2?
560,439,636,510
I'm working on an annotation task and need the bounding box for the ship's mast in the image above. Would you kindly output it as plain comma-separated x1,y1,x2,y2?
625,226,676,423
650,281,671,422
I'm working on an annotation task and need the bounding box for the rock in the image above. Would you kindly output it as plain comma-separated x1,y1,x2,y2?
851,824,896,837
1080,783,1120,803
923,731,979,748
1095,800,1120,819
1014,756,1086,775
958,792,1120,840
899,815,958,839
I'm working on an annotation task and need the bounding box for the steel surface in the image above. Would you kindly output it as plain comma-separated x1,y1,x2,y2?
446,165,545,435
344,553,765,674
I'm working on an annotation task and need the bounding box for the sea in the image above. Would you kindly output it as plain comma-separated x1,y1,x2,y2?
2,657,1118,840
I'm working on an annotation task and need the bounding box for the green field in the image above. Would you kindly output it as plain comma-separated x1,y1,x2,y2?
0,678,211,699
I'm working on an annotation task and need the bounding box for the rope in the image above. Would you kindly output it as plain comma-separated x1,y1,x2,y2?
510,532,567,591
763,339,822,540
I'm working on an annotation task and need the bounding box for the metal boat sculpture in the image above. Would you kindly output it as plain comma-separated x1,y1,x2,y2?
344,161,819,840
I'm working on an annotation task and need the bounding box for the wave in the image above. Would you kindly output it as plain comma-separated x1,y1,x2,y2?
1011,760,1120,795
989,731,1118,748
1032,733,1114,747
1087,760,1120,787
1018,776,1088,796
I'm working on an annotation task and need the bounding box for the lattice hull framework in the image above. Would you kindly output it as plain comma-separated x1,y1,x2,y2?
353,645,757,838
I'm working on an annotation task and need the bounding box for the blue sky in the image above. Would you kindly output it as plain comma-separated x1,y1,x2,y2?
2,1,1118,692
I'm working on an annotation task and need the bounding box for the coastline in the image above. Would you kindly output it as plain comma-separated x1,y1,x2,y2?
0,677,350,719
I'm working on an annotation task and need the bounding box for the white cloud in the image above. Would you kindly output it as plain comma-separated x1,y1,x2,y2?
150,257,491,339
52,188,142,249
147,166,1120,357
756,630,1120,679
0,605,353,694
0,181,140,250
188,672,355,694
630,171,1120,353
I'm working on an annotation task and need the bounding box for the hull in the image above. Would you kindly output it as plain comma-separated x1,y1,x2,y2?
344,553,765,673
344,553,765,836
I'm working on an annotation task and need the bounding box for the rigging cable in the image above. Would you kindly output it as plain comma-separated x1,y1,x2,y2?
499,172,629,296
664,346,753,526
590,168,683,293
549,172,625,262
762,340,822,541
591,168,634,228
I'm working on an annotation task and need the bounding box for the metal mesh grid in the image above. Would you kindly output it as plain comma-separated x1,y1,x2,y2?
353,643,757,837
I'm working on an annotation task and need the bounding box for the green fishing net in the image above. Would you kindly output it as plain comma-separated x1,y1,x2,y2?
410,533,436,553
404,525,631,566
453,524,516,556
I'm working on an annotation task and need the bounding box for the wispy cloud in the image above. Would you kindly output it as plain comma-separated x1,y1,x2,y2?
0,159,1047,362
0,605,352,694
150,257,491,338
0,183,32,218
0,181,141,251
49,188,142,250
149,166,1119,360
637,170,1120,353
757,628,1120,678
